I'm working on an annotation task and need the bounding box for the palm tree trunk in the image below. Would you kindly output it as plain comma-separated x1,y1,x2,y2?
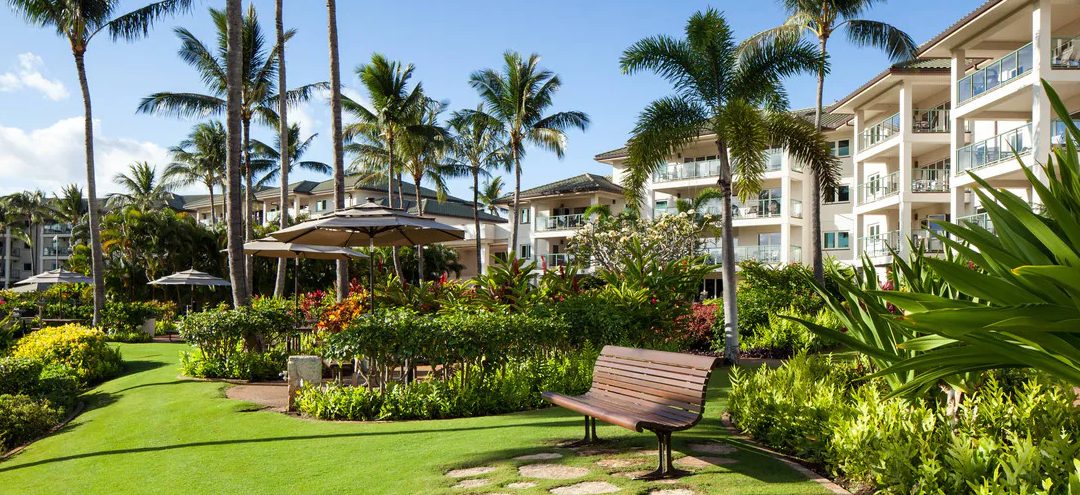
414,180,424,282
73,50,107,327
274,0,290,299
225,0,251,308
810,38,827,283
509,145,521,256
327,0,348,301
716,139,739,365
395,173,404,209
387,134,395,207
472,166,482,275
207,184,217,227
243,118,255,293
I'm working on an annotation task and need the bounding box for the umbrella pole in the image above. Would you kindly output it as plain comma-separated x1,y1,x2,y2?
368,237,375,314
294,258,300,314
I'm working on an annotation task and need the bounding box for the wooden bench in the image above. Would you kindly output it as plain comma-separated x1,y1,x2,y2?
541,345,719,479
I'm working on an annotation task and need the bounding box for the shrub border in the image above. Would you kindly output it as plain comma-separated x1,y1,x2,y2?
0,400,86,461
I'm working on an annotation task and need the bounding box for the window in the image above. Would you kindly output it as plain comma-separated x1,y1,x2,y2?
823,231,850,249
831,140,850,157
825,185,850,204
519,244,532,259
868,224,881,237
766,148,783,171
519,208,530,224
315,200,328,212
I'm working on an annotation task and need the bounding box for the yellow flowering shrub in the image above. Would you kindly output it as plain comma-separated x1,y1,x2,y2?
12,324,122,384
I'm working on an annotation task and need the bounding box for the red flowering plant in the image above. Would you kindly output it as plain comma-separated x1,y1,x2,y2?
316,289,368,335
674,302,718,351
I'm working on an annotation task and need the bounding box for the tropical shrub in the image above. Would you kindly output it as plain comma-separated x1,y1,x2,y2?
102,301,162,342
179,349,284,382
727,261,826,337
0,357,79,411
176,299,297,380
569,211,708,273
0,394,63,453
315,291,367,334
741,308,837,358
675,302,718,352
295,350,595,421
11,324,122,385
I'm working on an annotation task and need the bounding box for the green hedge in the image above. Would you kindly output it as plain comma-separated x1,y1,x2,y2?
176,298,296,381
10,324,122,385
0,394,63,452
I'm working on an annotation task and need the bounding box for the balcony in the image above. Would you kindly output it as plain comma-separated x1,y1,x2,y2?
912,108,950,133
912,229,945,253
43,246,72,257
912,164,951,193
955,124,1032,175
1051,119,1080,147
536,213,586,232
858,171,900,205
1051,36,1080,69
859,112,900,151
790,245,802,261
42,223,73,235
958,42,1032,104
958,212,994,233
538,253,572,267
653,160,722,183
735,245,783,263
790,199,803,218
732,198,783,220
861,230,900,257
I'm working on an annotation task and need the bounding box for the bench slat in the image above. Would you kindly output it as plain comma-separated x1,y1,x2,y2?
594,363,710,394
590,377,704,413
600,345,719,371
592,371,706,405
583,392,699,426
596,355,711,378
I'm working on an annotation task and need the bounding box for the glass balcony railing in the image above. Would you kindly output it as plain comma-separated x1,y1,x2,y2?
912,108,950,133
790,245,802,262
1051,119,1080,147
956,124,1033,175
732,198,783,220
536,213,586,232
958,42,1032,103
912,229,946,253
859,112,900,150
43,246,72,257
734,245,783,263
1051,36,1080,69
958,212,994,233
912,164,951,192
653,160,723,183
538,253,572,267
42,223,73,235
861,230,900,257
859,171,900,205
790,199,803,218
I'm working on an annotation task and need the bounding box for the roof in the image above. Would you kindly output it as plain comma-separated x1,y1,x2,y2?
593,109,852,161
496,173,623,203
402,198,505,223
915,0,1006,57
829,57,980,112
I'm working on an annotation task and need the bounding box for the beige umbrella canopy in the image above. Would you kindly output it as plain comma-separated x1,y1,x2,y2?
148,269,231,287
268,200,464,310
16,269,93,287
241,238,367,303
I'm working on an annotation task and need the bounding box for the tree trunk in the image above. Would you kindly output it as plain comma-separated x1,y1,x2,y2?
472,165,482,274
225,0,251,308
3,227,10,288
414,179,425,282
716,139,739,365
811,39,827,283
327,0,348,301
73,50,106,328
243,118,254,294
395,173,404,209
386,134,395,207
273,0,290,299
207,185,217,228
509,144,521,256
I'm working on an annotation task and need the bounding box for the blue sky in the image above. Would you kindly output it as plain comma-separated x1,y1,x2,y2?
0,0,979,198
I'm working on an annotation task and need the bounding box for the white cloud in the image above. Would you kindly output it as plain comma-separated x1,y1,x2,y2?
0,53,69,101
0,117,169,196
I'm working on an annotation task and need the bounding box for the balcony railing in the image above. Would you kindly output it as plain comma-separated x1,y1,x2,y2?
912,108,950,133
43,247,72,257
859,112,900,150
42,223,73,235
790,245,802,261
790,199,803,218
861,230,900,257
735,245,783,263
958,42,1032,103
653,160,722,183
536,213,586,232
1051,36,1080,69
956,124,1033,175
912,164,951,192
733,198,783,220
958,212,994,233
1051,119,1080,147
539,253,572,267
859,171,900,205
912,229,945,253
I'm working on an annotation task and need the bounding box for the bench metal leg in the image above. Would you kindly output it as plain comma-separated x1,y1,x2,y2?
566,416,601,447
636,431,688,480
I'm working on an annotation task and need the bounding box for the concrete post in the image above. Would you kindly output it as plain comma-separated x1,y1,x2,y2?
1031,0,1053,185
898,80,914,257
852,109,865,259
951,48,968,224
287,355,322,411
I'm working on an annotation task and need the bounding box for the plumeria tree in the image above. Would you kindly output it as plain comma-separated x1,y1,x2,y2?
569,212,710,273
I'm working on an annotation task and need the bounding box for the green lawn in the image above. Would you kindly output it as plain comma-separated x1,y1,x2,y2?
0,343,829,495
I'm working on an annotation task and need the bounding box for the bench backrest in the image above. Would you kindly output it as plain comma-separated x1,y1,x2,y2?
590,345,719,423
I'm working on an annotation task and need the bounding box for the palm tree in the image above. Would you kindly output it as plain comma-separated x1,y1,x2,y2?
448,104,510,274
166,121,227,226
326,0,347,300
273,0,289,298
469,52,590,254
477,177,505,215
621,8,837,363
137,5,323,290
108,162,174,211
754,0,915,282
224,0,248,307
52,184,88,227
8,0,193,325
250,125,331,188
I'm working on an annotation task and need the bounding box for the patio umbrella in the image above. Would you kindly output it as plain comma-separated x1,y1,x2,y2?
16,269,93,286
148,269,230,312
240,238,367,310
268,200,464,311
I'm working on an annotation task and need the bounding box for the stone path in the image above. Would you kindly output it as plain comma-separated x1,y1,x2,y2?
442,440,760,494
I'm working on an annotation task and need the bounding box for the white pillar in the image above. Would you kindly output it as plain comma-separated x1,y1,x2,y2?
261,201,269,226
852,109,865,259
1031,0,1053,185
292,196,301,219
898,80,913,257
780,172,792,264
950,48,968,224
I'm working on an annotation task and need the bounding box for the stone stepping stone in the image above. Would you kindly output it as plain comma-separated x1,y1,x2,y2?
549,481,621,494
613,470,650,479
453,478,491,489
507,481,538,489
446,466,497,478
514,452,564,461
520,464,590,480
634,450,659,457
596,458,644,469
674,456,737,469
649,490,695,495
688,442,737,455
576,448,617,456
